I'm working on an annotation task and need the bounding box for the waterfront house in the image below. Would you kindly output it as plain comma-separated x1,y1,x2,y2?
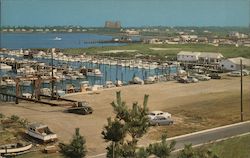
219,57,250,71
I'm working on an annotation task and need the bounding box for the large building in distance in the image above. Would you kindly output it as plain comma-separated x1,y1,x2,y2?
105,21,121,29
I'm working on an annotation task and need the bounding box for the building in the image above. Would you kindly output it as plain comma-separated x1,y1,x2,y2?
177,51,224,64
198,52,223,64
219,57,250,71
105,21,121,29
177,51,200,62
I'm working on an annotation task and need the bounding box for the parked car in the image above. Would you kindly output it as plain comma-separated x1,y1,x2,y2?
66,102,93,115
227,71,241,77
177,77,188,83
242,70,249,76
208,73,221,79
187,76,199,83
194,74,211,81
149,116,174,126
147,111,171,120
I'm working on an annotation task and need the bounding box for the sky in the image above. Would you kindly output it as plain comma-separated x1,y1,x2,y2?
1,0,250,27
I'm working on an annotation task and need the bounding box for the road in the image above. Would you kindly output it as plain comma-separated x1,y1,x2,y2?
88,121,250,158
166,121,250,151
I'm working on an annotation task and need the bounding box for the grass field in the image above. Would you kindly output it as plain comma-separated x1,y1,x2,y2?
209,134,250,158
171,134,250,158
63,43,250,59
147,91,250,140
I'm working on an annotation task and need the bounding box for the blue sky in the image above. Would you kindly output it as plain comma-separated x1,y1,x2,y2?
1,0,250,27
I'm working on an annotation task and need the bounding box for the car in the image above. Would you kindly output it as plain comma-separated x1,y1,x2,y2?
242,70,249,76
227,71,241,77
193,74,211,81
149,116,174,126
177,77,188,83
147,111,171,120
66,102,93,115
187,76,199,83
208,73,221,79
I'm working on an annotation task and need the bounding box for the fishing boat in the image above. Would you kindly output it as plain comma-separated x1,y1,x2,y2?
0,143,32,156
27,123,57,143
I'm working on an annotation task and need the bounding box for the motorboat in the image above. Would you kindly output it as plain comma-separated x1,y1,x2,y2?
0,63,12,71
86,69,103,77
27,123,57,143
53,37,62,41
0,143,32,156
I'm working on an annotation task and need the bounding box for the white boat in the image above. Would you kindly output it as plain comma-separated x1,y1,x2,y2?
0,143,32,155
27,123,57,143
53,37,62,41
87,69,103,77
5,79,16,86
0,63,12,70
104,81,116,88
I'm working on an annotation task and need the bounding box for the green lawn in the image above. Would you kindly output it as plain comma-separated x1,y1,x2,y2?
209,134,250,158
170,134,250,158
63,43,250,59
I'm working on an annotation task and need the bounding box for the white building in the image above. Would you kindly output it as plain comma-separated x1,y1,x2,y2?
177,51,200,62
177,51,224,63
220,57,250,71
198,52,223,63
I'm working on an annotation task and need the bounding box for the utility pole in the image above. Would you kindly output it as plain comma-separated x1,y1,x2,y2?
0,0,2,48
240,59,243,122
51,48,55,99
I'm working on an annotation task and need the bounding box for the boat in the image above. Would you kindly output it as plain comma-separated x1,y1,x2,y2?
0,63,12,71
27,123,58,143
86,69,103,77
5,79,16,86
0,80,7,87
53,37,62,41
0,143,32,155
20,80,32,86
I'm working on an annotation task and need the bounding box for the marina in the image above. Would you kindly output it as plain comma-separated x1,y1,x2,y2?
0,49,179,98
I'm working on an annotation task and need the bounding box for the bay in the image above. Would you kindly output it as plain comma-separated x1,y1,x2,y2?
0,32,126,49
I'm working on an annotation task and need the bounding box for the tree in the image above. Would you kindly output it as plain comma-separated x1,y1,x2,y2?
102,91,150,157
178,144,219,158
148,135,176,158
59,128,87,158
102,91,176,158
178,144,196,158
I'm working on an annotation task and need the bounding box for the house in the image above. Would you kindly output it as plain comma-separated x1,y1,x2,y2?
219,57,250,71
177,51,200,62
198,52,223,64
177,51,224,64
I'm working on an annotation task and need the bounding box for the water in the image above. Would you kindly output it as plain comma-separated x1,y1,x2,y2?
0,32,128,49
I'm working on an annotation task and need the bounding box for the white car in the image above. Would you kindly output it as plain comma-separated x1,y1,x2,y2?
147,111,172,120
193,74,211,81
227,71,241,77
